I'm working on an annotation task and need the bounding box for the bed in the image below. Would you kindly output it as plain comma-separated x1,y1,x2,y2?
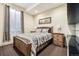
13,27,53,56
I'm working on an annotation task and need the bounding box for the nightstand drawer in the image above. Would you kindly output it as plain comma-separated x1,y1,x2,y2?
31,31,36,33
53,40,58,45
58,38,64,42
53,34,58,37
53,38,58,41
58,35,64,39
58,42,64,47
53,33,65,47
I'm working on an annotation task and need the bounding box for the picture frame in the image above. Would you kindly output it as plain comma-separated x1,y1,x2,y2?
39,17,51,24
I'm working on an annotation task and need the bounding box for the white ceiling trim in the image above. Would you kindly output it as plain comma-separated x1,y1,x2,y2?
26,3,40,11
12,3,65,16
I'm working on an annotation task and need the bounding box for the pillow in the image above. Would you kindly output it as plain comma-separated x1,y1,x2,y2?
42,29,49,33
36,29,42,32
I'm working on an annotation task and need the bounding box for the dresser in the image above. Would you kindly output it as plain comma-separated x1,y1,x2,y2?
53,33,65,47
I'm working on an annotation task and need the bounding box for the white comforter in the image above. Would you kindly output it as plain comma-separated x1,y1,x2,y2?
16,33,52,56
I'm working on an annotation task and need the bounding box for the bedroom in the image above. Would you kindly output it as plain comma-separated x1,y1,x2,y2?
0,3,77,56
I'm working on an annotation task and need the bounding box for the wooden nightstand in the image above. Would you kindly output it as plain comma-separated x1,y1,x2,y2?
30,31,36,33
53,33,65,47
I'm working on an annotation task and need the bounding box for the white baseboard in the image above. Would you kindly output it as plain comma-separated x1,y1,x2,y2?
0,41,13,47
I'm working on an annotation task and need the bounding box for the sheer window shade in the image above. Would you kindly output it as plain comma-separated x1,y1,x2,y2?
10,8,24,34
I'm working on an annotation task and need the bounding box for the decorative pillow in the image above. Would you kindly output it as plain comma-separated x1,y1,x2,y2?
42,29,49,33
36,29,42,32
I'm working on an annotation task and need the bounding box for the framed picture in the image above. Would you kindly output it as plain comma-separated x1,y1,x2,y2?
39,17,51,24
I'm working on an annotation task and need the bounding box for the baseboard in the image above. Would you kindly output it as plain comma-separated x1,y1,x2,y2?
0,41,13,47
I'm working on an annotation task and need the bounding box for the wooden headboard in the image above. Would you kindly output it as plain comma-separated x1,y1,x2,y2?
37,27,53,33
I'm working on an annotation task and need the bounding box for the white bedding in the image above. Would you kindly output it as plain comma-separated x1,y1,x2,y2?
16,33,52,56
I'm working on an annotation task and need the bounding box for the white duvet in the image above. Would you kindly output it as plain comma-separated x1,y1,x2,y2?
16,33,52,56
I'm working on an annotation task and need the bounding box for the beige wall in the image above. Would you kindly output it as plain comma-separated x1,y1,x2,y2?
34,4,72,35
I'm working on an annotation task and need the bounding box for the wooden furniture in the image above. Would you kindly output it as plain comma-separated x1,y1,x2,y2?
13,36,52,56
30,31,36,33
53,33,65,47
13,36,31,56
13,27,53,56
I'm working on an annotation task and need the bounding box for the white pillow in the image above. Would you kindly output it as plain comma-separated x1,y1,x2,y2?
42,29,49,33
36,29,41,32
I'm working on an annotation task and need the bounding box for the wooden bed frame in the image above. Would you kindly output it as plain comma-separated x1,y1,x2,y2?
13,27,53,56
13,36,32,56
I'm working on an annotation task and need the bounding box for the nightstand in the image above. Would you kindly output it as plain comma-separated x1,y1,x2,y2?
30,31,36,33
53,33,65,47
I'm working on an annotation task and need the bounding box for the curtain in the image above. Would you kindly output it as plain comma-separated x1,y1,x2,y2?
3,6,24,42
21,11,24,33
3,5,10,42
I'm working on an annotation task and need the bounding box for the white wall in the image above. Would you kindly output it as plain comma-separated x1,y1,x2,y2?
34,4,72,35
24,13,34,33
0,4,5,46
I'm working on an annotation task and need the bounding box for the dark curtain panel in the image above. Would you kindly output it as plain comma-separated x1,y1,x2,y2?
21,11,24,33
3,5,10,42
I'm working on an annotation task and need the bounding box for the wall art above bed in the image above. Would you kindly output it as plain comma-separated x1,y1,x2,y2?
39,17,51,24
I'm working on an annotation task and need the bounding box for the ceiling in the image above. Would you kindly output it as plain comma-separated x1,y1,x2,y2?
13,3,65,15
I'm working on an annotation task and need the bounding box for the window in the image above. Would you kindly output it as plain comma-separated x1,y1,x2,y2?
10,7,22,35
